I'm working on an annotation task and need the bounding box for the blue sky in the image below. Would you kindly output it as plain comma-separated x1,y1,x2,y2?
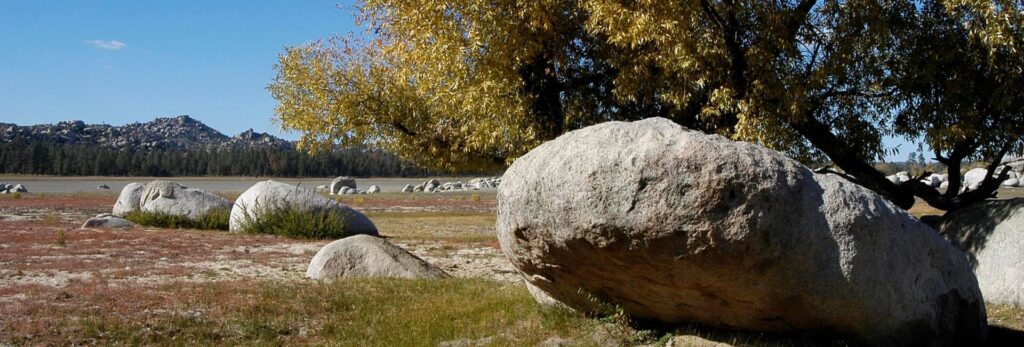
0,0,356,139
0,1,918,161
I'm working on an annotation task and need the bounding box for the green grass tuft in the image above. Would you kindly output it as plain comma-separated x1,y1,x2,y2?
123,209,230,231
236,206,350,240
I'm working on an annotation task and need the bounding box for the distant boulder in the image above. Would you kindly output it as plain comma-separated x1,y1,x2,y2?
306,234,447,280
963,168,990,191
367,185,381,194
97,184,110,190
230,180,377,236
330,176,357,195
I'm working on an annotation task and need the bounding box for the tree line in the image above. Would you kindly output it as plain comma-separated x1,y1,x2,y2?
0,138,444,177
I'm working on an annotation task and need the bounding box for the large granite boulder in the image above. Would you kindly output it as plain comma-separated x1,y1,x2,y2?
330,176,357,195
229,180,377,235
112,182,145,216
139,180,231,219
939,198,1024,306
497,118,986,345
306,234,447,279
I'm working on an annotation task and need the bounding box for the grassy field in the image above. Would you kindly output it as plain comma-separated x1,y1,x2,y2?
2,191,1024,346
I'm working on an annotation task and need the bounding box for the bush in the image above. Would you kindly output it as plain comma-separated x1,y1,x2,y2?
124,209,230,231
236,206,350,240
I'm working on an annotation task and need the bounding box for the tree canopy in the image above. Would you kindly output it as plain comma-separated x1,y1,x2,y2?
270,0,1024,211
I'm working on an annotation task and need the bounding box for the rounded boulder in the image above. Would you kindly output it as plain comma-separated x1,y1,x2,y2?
497,118,986,345
306,234,447,280
230,180,377,236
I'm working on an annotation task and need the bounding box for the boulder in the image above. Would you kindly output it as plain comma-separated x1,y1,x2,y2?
81,213,137,229
367,185,381,194
886,175,899,183
939,199,1024,306
922,174,943,187
1003,178,1020,187
306,234,447,279
402,184,414,193
330,176,357,195
229,180,377,236
11,184,27,193
97,184,110,190
525,281,569,309
112,182,145,216
1005,159,1024,173
139,180,231,220
963,168,989,191
895,171,911,183
497,118,986,345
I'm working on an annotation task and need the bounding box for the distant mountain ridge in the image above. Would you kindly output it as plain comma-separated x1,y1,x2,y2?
0,115,293,150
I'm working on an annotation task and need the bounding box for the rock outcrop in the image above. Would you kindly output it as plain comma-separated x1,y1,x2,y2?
497,118,986,345
230,180,377,236
0,115,293,150
306,234,448,280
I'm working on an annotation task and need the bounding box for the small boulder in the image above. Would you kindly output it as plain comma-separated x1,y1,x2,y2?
230,180,377,236
112,182,145,216
306,234,448,279
401,184,414,193
366,185,381,194
11,184,27,193
97,184,110,190
330,176,357,195
81,213,137,229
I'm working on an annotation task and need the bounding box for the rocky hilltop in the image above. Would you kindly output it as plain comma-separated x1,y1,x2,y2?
0,115,293,150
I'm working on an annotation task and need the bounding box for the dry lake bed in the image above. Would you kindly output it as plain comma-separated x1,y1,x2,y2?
1,177,1023,346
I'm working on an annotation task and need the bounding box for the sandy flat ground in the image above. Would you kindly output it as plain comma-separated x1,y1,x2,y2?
0,192,514,342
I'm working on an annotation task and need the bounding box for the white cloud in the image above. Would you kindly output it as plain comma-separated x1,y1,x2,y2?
85,40,126,50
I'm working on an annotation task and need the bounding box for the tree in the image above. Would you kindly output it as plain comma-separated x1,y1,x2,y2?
271,0,1023,212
